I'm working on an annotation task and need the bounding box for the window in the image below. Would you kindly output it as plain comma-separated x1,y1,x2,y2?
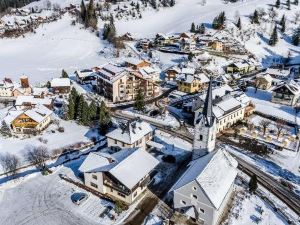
199,135,203,141
200,208,205,214
92,174,97,180
114,140,117,144
133,191,137,198
118,192,126,198
192,194,198,199
192,186,197,191
90,182,98,188
181,200,186,205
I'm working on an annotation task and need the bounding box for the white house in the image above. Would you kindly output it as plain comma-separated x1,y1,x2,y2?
79,148,159,205
106,119,155,151
0,78,14,97
171,79,238,225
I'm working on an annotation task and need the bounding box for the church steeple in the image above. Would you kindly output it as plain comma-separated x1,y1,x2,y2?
192,78,217,159
202,78,214,127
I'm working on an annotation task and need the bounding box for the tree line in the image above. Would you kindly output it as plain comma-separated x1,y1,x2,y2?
0,0,37,13
67,87,111,134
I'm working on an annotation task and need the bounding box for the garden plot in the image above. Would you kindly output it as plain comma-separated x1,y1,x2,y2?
240,114,299,151
246,87,300,125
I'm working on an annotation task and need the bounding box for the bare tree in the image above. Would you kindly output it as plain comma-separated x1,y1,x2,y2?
0,153,20,177
23,146,50,170
259,119,271,135
52,119,60,129
275,119,285,138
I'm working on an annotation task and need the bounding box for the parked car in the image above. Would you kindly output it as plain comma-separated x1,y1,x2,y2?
71,192,88,205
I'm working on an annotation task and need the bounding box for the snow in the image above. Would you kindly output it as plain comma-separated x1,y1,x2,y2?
0,119,97,164
172,148,238,209
106,120,154,144
51,78,71,87
109,148,159,190
246,87,300,125
0,14,109,84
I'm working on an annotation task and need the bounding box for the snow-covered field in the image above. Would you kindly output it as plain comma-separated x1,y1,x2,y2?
0,117,97,165
0,14,110,84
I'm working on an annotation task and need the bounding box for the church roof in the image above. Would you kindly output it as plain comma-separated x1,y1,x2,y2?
202,78,215,126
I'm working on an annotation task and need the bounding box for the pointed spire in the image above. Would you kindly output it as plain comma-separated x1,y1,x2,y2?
202,78,214,127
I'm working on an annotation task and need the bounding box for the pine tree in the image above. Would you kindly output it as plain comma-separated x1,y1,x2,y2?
0,121,12,137
190,22,196,33
61,69,69,78
292,27,300,45
287,0,291,9
99,101,111,135
237,17,242,30
199,23,205,34
295,0,299,5
275,0,280,8
249,174,258,193
70,87,79,119
67,94,75,120
269,25,278,46
80,101,90,125
170,0,175,7
212,11,226,30
134,88,145,112
80,0,86,22
77,95,85,120
252,10,260,24
89,101,98,122
279,15,286,32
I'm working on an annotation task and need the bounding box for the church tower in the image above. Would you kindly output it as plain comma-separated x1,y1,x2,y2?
193,79,217,160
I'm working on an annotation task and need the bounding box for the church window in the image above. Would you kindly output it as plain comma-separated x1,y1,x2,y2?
191,194,198,199
199,135,203,141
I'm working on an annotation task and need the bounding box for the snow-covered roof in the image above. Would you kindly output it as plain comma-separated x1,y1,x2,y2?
15,95,52,106
181,68,195,75
172,148,238,209
0,78,14,89
4,104,52,125
215,96,241,113
80,148,159,190
75,69,94,79
256,73,273,83
51,78,70,87
200,85,233,101
266,68,290,78
96,64,127,83
176,74,196,84
106,119,154,144
196,74,210,84
125,58,148,66
32,87,48,96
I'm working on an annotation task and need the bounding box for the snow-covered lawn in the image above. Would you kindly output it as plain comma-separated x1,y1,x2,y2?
226,189,289,225
0,119,98,166
246,87,300,125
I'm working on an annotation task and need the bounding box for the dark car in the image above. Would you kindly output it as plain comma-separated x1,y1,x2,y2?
71,192,88,205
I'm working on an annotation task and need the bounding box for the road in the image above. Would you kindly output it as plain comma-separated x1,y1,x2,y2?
112,111,300,216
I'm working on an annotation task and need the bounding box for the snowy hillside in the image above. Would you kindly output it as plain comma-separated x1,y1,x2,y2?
0,0,299,83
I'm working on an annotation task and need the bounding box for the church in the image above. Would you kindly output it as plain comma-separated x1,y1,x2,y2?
171,79,238,225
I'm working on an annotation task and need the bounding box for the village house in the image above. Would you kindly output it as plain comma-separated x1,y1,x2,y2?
32,87,50,98
75,69,96,84
12,76,32,97
266,68,291,81
15,95,53,110
106,119,155,151
0,78,14,97
255,74,273,90
50,78,71,94
180,38,196,52
96,64,160,103
125,59,151,70
139,66,161,81
164,66,181,82
271,80,300,106
177,73,209,94
171,80,238,225
208,40,223,51
3,104,52,135
79,148,159,205
191,85,253,132
226,61,256,75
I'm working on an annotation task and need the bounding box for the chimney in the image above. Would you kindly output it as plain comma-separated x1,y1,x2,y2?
20,75,29,88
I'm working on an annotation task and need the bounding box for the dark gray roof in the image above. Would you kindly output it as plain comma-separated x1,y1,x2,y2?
202,78,215,127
